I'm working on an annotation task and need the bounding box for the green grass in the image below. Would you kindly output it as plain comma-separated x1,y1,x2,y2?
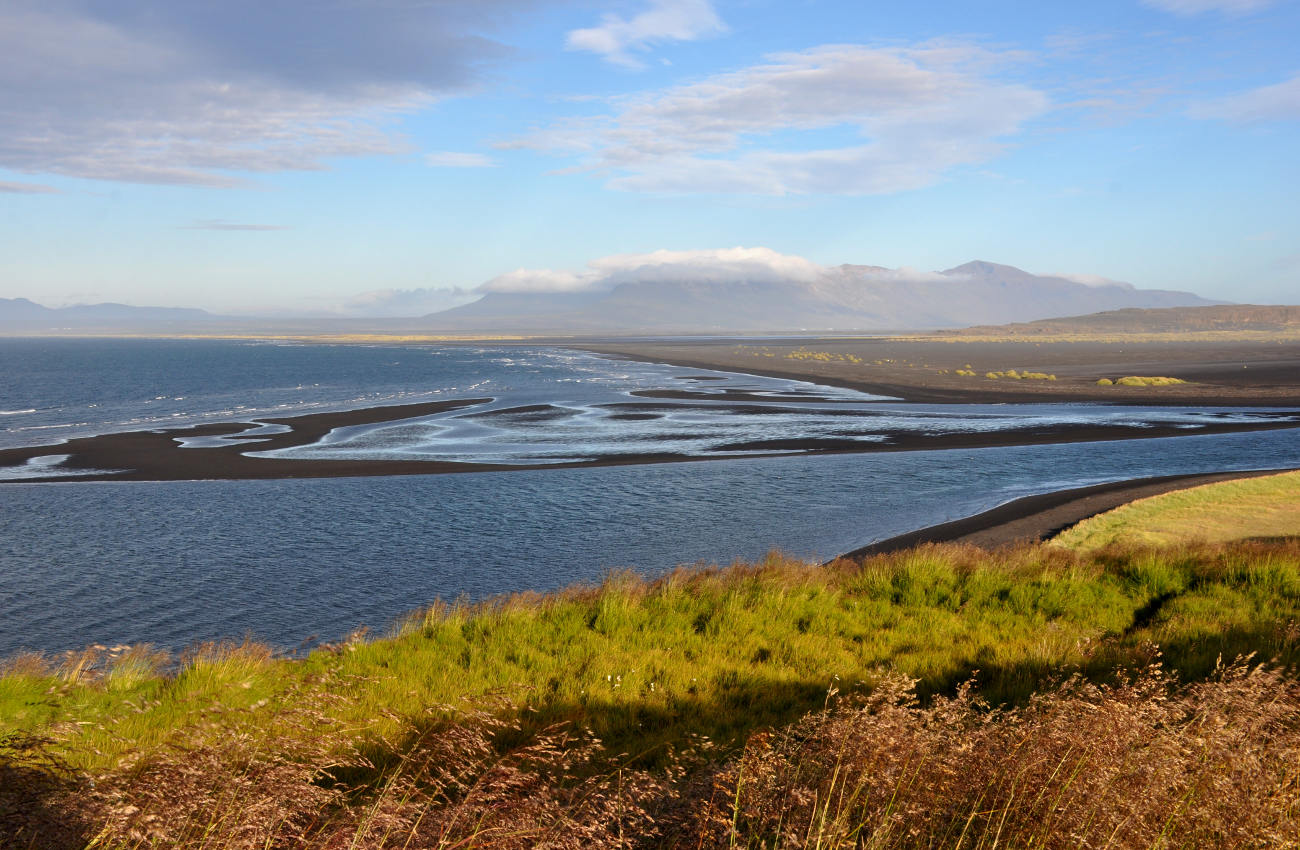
4,543,1299,775
3,541,1299,847
1053,470,1300,550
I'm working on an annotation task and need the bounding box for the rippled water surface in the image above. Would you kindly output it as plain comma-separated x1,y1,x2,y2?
2,338,1289,468
1,339,1298,655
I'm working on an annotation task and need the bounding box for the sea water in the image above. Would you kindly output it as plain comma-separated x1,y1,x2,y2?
1,338,1297,655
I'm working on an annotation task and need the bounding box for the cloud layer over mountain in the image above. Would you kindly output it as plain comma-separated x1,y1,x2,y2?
425,248,1215,332
481,247,825,293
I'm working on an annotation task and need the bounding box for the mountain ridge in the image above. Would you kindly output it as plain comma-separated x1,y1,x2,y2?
2,261,1224,334
423,259,1219,332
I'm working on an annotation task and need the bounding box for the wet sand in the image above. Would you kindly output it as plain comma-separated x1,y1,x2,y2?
2,397,1296,483
4,336,1300,484
0,399,505,482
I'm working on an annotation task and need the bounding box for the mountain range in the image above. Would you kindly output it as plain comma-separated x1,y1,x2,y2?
1,261,1219,334
426,260,1217,333
0,298,213,329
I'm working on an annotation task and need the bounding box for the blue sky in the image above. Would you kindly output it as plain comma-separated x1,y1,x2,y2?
0,0,1296,315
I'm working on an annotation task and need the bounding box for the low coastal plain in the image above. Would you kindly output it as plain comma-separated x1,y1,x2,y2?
3,330,1300,847
4,471,1299,847
578,335,1300,407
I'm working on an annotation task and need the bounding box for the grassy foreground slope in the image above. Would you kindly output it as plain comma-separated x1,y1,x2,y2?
2,540,1299,848
1054,469,1300,550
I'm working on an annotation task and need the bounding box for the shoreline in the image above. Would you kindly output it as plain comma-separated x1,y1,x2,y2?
841,467,1299,557
4,465,1294,662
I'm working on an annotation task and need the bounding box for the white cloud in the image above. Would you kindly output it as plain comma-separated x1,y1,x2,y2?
1190,74,1300,122
0,1,533,186
425,151,498,168
481,247,825,293
0,180,58,194
566,0,726,68
1142,0,1273,14
484,267,590,293
509,43,1047,195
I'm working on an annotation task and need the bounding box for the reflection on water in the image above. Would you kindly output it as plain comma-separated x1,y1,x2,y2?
4,339,1295,470
253,374,1294,463
2,427,1298,657
250,392,1289,465
2,339,1299,656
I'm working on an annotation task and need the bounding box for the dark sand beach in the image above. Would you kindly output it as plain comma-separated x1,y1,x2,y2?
579,338,1300,406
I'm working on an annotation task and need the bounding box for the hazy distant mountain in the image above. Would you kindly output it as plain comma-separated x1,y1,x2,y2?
0,297,212,330
0,298,52,322
1,259,1222,335
423,260,1219,333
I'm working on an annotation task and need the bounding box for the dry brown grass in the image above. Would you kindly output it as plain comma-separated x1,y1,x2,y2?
680,659,1300,848
5,542,1300,847
5,657,1297,849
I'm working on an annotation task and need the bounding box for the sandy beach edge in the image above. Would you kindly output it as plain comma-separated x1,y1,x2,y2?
840,468,1300,558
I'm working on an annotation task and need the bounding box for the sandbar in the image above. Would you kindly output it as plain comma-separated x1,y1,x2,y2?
2,339,1298,483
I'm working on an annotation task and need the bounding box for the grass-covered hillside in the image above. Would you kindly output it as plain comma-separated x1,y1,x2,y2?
3,536,1298,848
1054,469,1300,550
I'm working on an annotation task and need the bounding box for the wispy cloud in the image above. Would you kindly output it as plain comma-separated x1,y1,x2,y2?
1142,0,1274,14
0,180,59,194
1190,74,1300,122
340,286,478,317
182,219,291,232
566,0,726,68
477,247,1032,294
425,152,498,168
0,1,535,186
508,42,1047,195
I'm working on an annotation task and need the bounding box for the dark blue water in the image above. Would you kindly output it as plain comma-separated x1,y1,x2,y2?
1,339,1297,656
2,338,757,452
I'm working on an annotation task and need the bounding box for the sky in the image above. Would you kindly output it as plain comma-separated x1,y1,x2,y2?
0,0,1297,316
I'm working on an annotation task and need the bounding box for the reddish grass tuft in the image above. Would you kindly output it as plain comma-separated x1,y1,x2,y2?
4,658,1296,848
677,659,1300,848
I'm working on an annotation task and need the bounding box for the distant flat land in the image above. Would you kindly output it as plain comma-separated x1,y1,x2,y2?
581,337,1300,406
945,304,1300,341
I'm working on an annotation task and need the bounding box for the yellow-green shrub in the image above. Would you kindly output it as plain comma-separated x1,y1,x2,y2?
1116,376,1186,387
